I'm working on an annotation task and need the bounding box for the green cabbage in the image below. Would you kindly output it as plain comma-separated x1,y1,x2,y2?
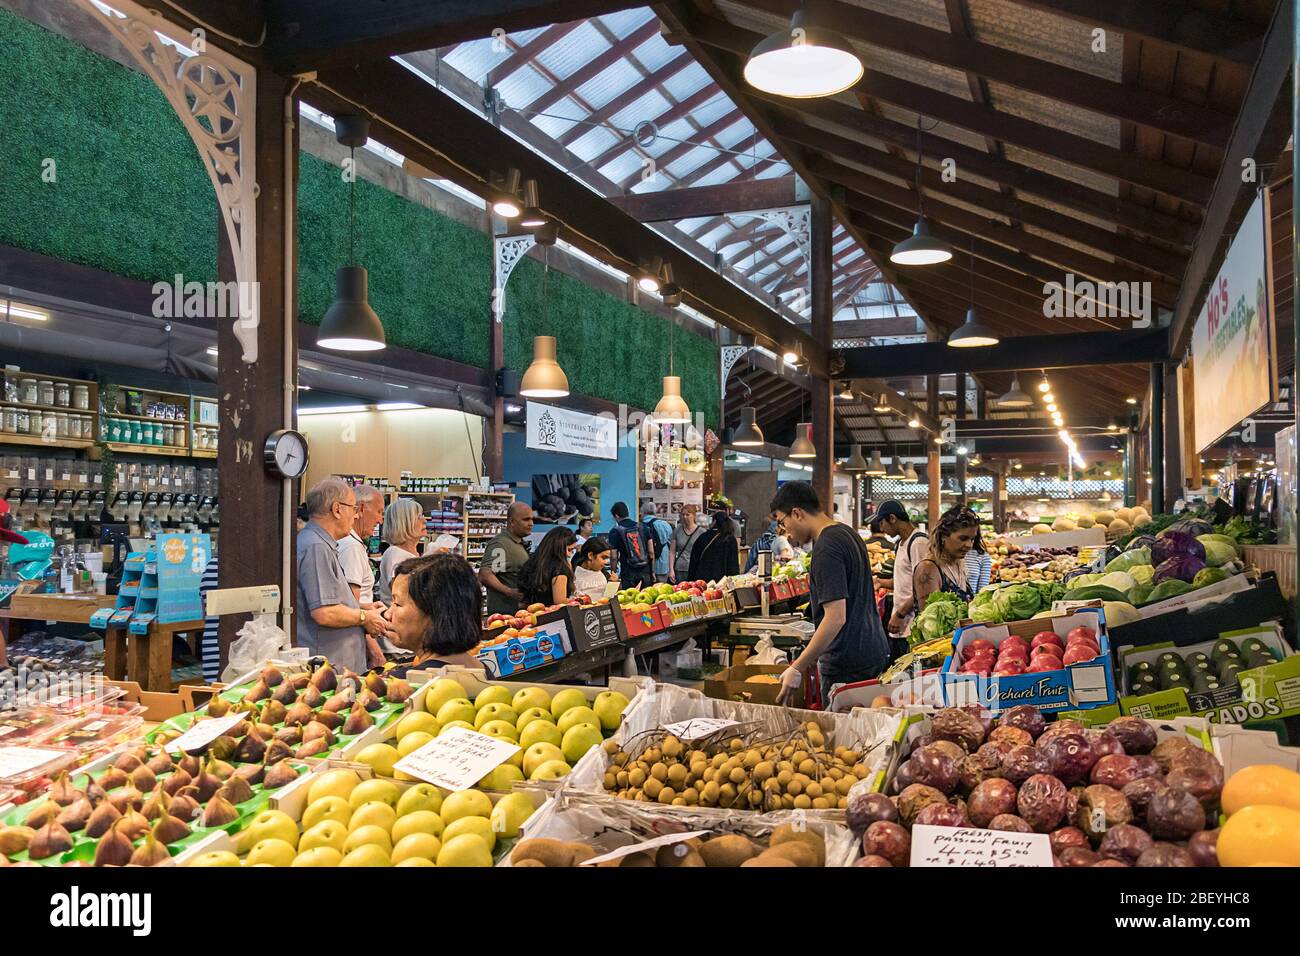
1146,579,1194,604
1105,547,1151,572
1198,533,1239,557
909,598,965,645
992,584,1042,622
1127,584,1153,606
1097,571,1137,592
1102,601,1141,627
1201,539,1237,567
1191,566,1230,589
968,600,1004,625
1129,564,1155,586
1069,572,1102,590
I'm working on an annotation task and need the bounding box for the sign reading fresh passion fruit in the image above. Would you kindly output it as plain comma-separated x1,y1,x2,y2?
910,824,1054,867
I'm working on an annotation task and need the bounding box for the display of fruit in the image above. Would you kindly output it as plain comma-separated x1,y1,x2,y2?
1126,636,1279,698
0,744,306,866
997,551,1078,584
191,768,537,867
615,580,725,614
870,706,1228,866
598,721,873,811
511,822,828,868
957,626,1097,678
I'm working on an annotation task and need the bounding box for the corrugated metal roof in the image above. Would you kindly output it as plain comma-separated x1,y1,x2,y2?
533,22,611,80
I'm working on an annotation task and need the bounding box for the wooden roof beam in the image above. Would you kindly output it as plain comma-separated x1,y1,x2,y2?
522,18,662,116
556,51,698,147
605,176,799,221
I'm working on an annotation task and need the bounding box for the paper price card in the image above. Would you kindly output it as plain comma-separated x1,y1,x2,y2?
910,825,1054,868
579,831,711,867
163,712,246,754
661,717,740,740
393,725,521,792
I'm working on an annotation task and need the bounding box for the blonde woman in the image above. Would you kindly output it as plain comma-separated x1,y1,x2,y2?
377,497,425,605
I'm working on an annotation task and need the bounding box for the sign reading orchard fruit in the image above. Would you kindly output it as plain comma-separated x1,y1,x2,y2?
910,824,1053,867
393,726,521,792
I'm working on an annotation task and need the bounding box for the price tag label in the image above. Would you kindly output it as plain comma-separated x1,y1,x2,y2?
910,824,1053,868
163,711,245,754
392,726,520,791
661,717,740,740
0,746,65,780
579,830,711,867
77,473,87,484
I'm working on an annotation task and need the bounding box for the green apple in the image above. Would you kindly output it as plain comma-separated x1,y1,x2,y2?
593,690,630,731
556,705,600,735
550,688,589,720
397,731,434,758
299,820,348,853
489,792,536,838
340,844,391,867
348,778,401,810
443,814,496,852
344,824,392,856
519,719,563,750
522,742,565,777
422,678,470,717
529,759,572,781
437,833,492,867
512,686,551,714
392,710,440,741
348,801,397,834
478,719,519,741
391,832,442,864
440,789,493,823
473,703,518,729
186,850,241,867
515,706,554,734
246,838,297,867
306,768,362,805
436,698,476,727
561,723,603,764
354,743,400,777
291,846,343,867
234,809,299,853
396,783,444,817
477,763,524,790
439,720,475,736
474,685,513,711
301,795,352,831
392,810,444,842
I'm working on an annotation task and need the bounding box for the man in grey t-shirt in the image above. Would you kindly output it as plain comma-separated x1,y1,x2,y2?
297,479,395,672
478,502,533,616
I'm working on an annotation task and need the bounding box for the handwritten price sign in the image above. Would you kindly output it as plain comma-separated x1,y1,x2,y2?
661,717,740,740
393,726,521,792
910,825,1053,868
164,712,246,754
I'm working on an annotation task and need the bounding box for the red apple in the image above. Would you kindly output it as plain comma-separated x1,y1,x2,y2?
1031,631,1064,650
1067,625,1096,644
1062,645,1097,665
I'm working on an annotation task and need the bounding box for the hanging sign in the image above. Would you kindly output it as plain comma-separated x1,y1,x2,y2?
1191,190,1277,453
526,402,619,460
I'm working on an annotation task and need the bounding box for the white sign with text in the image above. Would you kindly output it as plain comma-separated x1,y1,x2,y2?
910,824,1054,867
527,401,618,460
164,712,246,754
392,725,521,792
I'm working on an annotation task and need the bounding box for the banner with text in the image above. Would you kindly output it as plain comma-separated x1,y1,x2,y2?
526,401,619,461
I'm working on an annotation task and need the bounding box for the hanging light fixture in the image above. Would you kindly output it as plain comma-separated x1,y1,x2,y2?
903,460,920,483
790,423,816,459
318,115,386,352
837,382,855,401
891,118,952,266
947,233,998,347
491,168,523,218
519,178,546,229
732,406,765,447
638,256,663,294
886,455,906,479
873,393,892,412
520,247,569,397
844,444,868,471
996,373,1033,409
658,263,682,308
743,7,864,99
907,416,921,429
655,315,692,424
1038,375,1052,393
864,449,886,476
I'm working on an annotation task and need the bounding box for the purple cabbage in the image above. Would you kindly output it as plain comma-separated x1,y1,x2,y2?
1154,554,1206,583
1151,531,1205,566
1128,535,1158,551
1167,518,1214,538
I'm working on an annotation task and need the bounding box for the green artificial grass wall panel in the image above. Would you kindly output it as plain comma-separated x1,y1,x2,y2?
296,151,491,367
0,8,217,285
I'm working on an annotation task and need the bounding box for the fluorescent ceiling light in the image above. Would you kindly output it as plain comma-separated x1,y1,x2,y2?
298,404,369,415
5,302,49,322
376,403,423,411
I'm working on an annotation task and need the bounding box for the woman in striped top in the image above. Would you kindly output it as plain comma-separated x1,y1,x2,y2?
964,524,993,596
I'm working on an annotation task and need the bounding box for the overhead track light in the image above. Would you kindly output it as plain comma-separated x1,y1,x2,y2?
638,256,664,294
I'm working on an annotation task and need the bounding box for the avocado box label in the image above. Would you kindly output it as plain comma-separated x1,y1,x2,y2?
393,725,521,792
579,830,711,867
911,824,1054,868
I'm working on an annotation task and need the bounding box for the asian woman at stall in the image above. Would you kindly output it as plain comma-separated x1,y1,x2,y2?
518,526,578,607
383,554,485,677
572,535,617,600
687,510,741,582
912,506,979,607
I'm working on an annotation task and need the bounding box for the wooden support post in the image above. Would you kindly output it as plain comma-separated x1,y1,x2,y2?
927,374,941,527
810,196,834,510
955,371,967,506
216,72,298,671
1150,364,1165,514
1163,362,1184,504
485,227,504,484
993,465,1007,533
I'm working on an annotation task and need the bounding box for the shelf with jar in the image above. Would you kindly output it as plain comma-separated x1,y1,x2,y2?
1,370,99,449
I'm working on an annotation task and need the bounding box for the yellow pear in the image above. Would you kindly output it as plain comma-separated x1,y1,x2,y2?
529,759,571,781
489,792,536,839
344,824,392,856
307,769,361,805
348,801,397,834
395,783,444,817
186,850,241,867
391,832,442,863
477,764,524,790
435,699,475,727
392,810,444,843
519,720,563,750
443,814,496,852
340,844,391,867
593,690,630,731
437,833,492,867
397,732,434,758
522,742,565,777
235,809,299,853
556,706,600,735
347,778,401,810
515,706,554,734
549,688,588,720
301,795,352,831
246,838,297,867
474,703,518,729
299,820,349,854
440,789,493,824
354,743,400,778
438,720,476,736
479,719,519,741
291,846,343,867
395,857,434,867
512,686,551,714
422,678,470,717
561,723,603,764
392,711,439,741
474,685,513,711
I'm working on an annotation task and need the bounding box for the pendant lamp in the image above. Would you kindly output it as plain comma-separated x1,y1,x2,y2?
886,455,907,479
864,449,886,476
732,406,765,446
520,248,569,397
948,234,998,347
318,116,386,351
789,423,816,459
655,315,691,424
891,118,952,266
903,461,919,483
997,373,1032,408
843,444,868,471
743,8,864,99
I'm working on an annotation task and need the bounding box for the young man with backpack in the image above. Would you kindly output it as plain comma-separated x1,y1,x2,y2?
640,500,674,583
608,501,654,589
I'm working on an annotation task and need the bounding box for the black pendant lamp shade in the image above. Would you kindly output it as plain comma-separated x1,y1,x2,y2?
318,114,385,352
732,406,765,446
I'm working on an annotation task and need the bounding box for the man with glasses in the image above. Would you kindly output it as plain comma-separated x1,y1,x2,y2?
297,478,395,672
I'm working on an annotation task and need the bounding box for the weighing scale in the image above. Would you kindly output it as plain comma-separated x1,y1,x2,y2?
728,614,816,643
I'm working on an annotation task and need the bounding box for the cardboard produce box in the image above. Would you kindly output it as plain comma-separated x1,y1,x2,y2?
619,604,668,637
703,663,790,706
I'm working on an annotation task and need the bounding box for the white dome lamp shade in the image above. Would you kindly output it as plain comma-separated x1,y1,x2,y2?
789,422,816,459
947,307,1000,348
903,461,920,483
520,335,569,398
997,373,1033,409
863,449,887,476
731,406,765,447
891,117,953,266
654,375,692,424
743,9,864,99
843,444,868,471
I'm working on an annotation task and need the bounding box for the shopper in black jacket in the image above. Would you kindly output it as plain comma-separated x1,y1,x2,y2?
686,510,740,582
